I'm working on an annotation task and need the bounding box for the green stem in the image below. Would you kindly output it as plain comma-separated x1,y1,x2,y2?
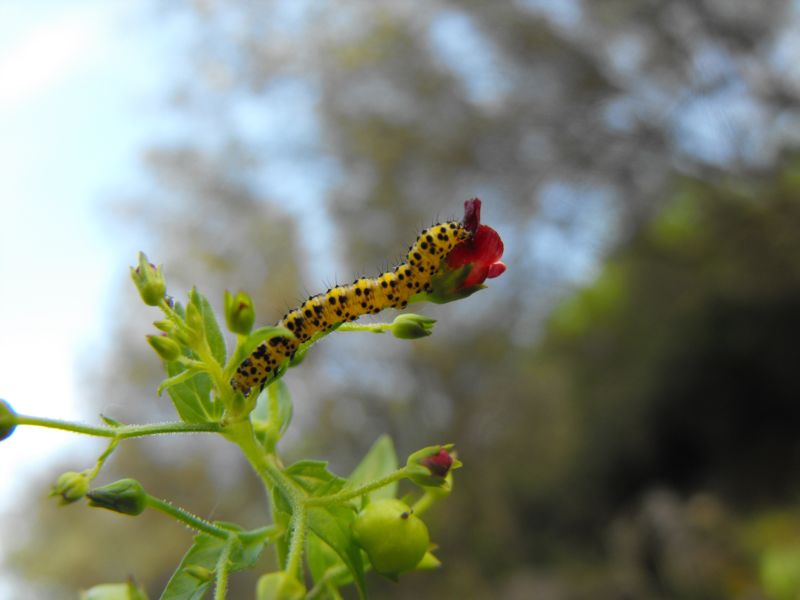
305,565,348,600
146,495,231,538
411,491,436,516
239,525,282,545
86,438,120,479
13,415,221,438
213,536,235,600
305,468,409,507
285,506,308,578
336,322,391,334
225,421,301,505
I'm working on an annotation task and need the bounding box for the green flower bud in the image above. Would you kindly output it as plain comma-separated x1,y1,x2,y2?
87,479,147,516
146,334,182,362
185,298,204,341
353,499,430,578
153,320,175,333
0,399,16,442
256,571,305,600
406,445,461,489
224,290,255,335
130,252,166,307
51,471,90,504
391,314,436,340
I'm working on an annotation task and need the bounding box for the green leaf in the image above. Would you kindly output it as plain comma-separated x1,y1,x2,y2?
284,460,346,496
189,289,226,365
307,531,353,590
164,362,221,423
160,527,266,600
347,435,399,506
307,506,366,599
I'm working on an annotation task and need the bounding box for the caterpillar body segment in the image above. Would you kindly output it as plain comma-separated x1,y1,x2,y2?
231,219,471,395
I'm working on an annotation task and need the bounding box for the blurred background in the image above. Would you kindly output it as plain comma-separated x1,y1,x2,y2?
3,0,800,598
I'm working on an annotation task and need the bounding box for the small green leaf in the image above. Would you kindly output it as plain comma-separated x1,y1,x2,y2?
284,460,346,496
99,414,123,428
157,366,205,397
160,527,266,600
189,289,226,365
307,530,353,590
347,435,399,505
164,362,221,424
307,506,366,599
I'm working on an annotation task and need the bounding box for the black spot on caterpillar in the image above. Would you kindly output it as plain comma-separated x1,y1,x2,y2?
231,215,473,395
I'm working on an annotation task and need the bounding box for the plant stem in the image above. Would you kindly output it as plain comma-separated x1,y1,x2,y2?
411,491,436,516
87,438,120,479
146,495,231,538
12,415,221,438
336,322,391,334
305,468,409,507
285,506,308,578
213,536,235,600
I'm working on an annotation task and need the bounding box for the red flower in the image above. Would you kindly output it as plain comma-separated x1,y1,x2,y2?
447,198,506,288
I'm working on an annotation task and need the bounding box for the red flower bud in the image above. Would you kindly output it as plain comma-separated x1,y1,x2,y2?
420,449,454,478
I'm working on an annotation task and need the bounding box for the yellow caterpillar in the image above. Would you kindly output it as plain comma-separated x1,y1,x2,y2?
231,218,472,395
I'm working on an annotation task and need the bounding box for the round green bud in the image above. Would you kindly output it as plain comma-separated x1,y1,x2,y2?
224,290,256,335
87,479,147,516
256,571,305,600
130,252,167,307
51,471,90,504
391,314,436,340
353,499,430,578
146,334,182,362
0,399,16,442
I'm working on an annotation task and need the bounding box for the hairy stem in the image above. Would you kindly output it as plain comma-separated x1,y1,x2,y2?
146,495,231,538
12,415,221,438
213,536,235,600
305,468,409,507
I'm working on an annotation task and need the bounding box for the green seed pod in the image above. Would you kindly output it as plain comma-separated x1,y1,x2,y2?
353,499,430,578
0,399,16,442
87,479,147,516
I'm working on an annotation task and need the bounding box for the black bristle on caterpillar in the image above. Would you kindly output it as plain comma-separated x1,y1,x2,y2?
231,203,478,396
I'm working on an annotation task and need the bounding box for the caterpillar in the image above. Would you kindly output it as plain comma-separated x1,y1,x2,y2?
231,205,478,396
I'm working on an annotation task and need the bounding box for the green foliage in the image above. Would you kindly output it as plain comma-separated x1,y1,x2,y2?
162,525,267,600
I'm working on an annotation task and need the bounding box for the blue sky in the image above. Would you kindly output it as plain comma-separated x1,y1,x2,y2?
0,4,173,576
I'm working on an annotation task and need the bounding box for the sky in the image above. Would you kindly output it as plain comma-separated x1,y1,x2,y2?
0,2,174,590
